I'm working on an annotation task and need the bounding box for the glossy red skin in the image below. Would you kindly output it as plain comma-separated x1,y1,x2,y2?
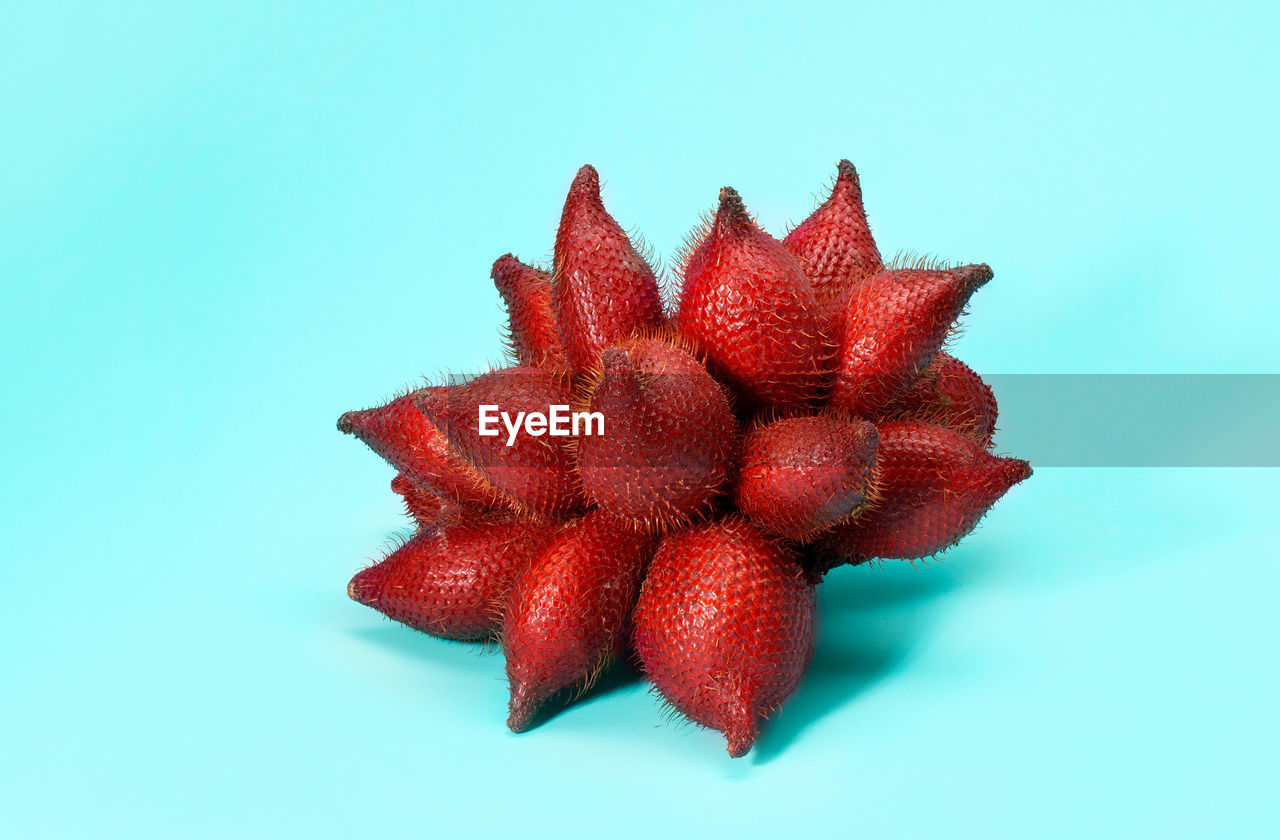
348,516,559,641
817,420,1031,562
576,337,739,528
552,165,664,371
503,511,659,731
414,367,588,519
736,415,879,541
783,159,883,347
877,352,997,447
337,391,496,509
828,265,991,417
677,187,831,411
491,254,569,369
339,161,1035,758
633,518,815,757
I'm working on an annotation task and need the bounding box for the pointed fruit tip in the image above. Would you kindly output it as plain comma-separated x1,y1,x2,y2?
491,252,520,279
722,697,760,758
725,724,758,758
336,410,359,435
1004,457,1033,485
716,186,751,228
568,164,601,199
950,263,994,291
836,158,857,180
347,567,377,607
506,681,541,733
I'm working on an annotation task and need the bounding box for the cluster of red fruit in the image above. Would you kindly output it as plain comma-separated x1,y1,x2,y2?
338,160,1031,757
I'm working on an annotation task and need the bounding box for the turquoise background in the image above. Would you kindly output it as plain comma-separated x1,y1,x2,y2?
3,2,1277,837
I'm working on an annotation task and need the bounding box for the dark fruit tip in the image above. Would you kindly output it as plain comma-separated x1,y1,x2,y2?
725,725,757,758
831,158,863,199
506,682,540,733
716,187,753,231
950,263,994,291
718,185,746,211
336,410,360,435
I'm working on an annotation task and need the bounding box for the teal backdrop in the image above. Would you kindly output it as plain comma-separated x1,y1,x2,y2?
3,2,1277,837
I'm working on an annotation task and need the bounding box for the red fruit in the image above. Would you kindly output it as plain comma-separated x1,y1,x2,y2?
736,415,879,541
677,187,830,410
492,254,569,369
413,367,588,519
783,159,883,346
390,473,453,528
576,336,738,528
337,391,495,509
348,516,559,641
339,161,1033,757
504,511,659,731
552,165,664,371
633,517,815,757
878,352,997,447
818,420,1031,562
828,265,992,417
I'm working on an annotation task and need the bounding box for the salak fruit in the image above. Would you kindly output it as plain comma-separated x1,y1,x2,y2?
504,510,659,731
633,517,815,758
339,160,1031,757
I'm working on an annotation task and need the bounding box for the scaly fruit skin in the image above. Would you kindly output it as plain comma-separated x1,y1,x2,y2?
633,517,815,757
339,161,1033,758
677,188,830,410
414,367,588,519
337,391,496,510
390,473,450,528
828,265,992,417
552,165,664,371
348,516,559,641
818,420,1031,562
576,336,739,529
504,511,659,731
783,159,883,347
736,415,879,541
492,254,569,369
878,352,997,447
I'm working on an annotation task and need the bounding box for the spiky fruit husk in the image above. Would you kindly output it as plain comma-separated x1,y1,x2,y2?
632,517,815,757
783,159,883,347
348,516,559,641
337,391,496,509
504,510,659,731
341,160,1033,758
817,420,1031,563
735,415,879,541
828,265,991,418
878,352,997,447
413,367,588,519
390,473,450,528
492,254,569,369
575,335,739,529
552,165,664,371
677,188,831,410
